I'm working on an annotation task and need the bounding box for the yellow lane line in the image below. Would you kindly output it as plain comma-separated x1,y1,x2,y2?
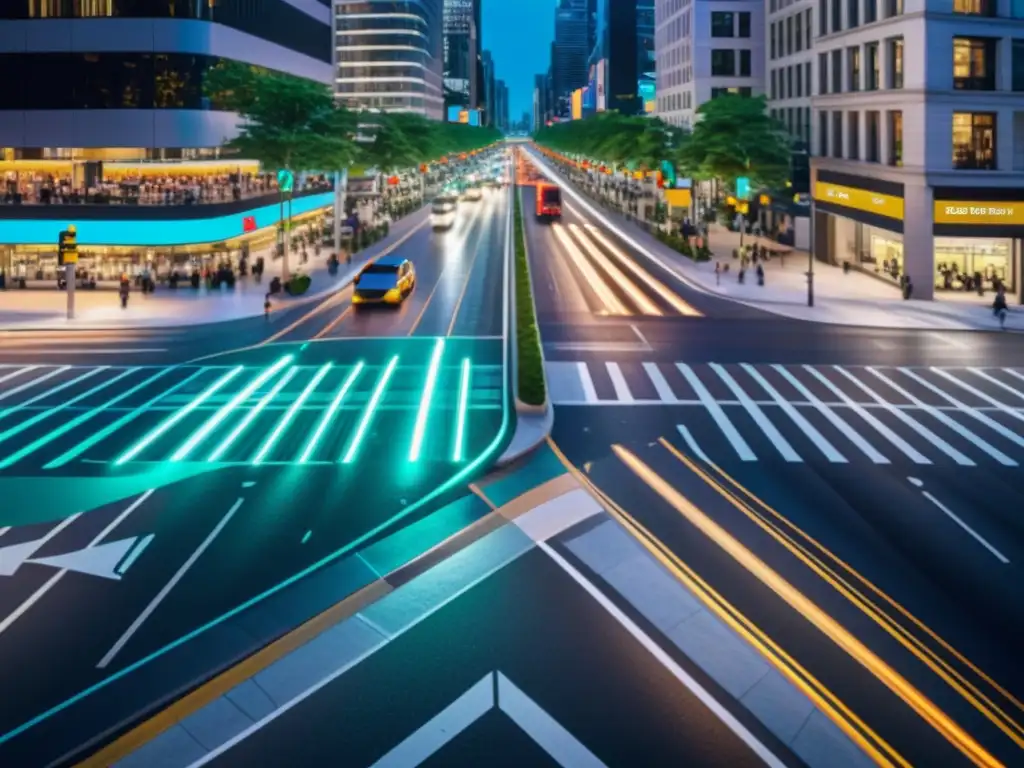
616,443,1001,768
313,304,353,339
543,437,907,768
658,438,1024,746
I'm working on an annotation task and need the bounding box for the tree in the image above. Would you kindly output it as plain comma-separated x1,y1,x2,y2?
533,112,684,172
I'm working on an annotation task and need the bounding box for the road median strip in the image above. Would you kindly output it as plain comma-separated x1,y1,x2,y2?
513,187,546,407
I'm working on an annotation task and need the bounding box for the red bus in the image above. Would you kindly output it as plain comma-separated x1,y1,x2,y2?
536,183,562,220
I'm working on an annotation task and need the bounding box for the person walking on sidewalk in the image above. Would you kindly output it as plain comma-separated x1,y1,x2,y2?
714,262,721,285
993,284,1008,329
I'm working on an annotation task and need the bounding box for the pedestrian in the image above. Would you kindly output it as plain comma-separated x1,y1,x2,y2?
756,263,765,286
714,261,721,286
993,285,1008,329
264,292,272,319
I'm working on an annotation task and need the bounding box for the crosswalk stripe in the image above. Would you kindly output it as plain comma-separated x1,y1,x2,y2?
949,369,1024,416
0,366,70,404
838,367,974,466
605,362,634,402
896,368,1023,462
1002,369,1024,388
577,361,599,403
771,365,889,464
676,363,756,461
643,362,678,402
741,364,846,463
710,364,800,462
801,366,931,464
0,367,38,386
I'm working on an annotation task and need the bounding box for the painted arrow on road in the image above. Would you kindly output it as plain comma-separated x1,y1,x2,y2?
0,534,153,580
371,671,606,768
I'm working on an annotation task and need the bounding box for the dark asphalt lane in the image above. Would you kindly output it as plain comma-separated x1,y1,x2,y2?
206,547,784,768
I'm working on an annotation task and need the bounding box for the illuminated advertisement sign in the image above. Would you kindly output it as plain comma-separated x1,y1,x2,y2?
934,201,1024,225
571,89,583,120
596,60,607,111
0,192,333,247
638,79,655,113
813,182,904,221
448,106,480,125
582,85,595,113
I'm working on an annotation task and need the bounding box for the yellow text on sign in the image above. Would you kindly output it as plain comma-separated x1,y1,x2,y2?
814,182,904,221
934,201,1024,226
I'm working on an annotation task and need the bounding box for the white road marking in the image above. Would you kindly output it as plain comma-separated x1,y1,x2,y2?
577,361,598,403
0,349,167,355
0,514,81,578
0,366,38,386
0,366,69,403
643,362,678,402
921,491,1009,563
968,368,1024,402
512,487,603,543
932,368,1024,424
676,425,712,463
710,363,800,462
676,364,755,461
97,496,243,669
605,362,634,402
630,324,652,349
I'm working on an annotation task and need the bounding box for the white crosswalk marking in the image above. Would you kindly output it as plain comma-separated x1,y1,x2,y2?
970,368,1024,401
577,362,598,403
771,365,889,463
710,364,800,462
741,364,846,463
676,363,756,461
643,362,678,402
934,369,1024,424
605,362,634,402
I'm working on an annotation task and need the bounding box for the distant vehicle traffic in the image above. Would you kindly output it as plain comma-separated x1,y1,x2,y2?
352,255,416,307
462,182,483,202
535,183,561,220
431,195,458,230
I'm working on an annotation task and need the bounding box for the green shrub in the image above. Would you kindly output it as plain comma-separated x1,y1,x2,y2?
286,273,311,295
514,191,546,407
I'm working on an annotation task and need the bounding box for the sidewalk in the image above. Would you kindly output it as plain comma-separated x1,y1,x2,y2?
0,209,429,331
535,153,1019,332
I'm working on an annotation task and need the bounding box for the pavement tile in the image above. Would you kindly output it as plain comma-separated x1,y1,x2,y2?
666,610,771,699
479,447,567,507
739,669,815,745
178,696,253,752
252,615,386,708
602,552,703,632
565,518,645,575
225,678,278,723
360,522,533,636
791,709,876,768
114,725,207,768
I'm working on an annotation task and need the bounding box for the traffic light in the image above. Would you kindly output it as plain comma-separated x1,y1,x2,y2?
58,226,78,266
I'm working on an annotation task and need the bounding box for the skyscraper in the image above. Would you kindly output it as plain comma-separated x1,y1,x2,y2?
443,0,481,110
553,2,589,117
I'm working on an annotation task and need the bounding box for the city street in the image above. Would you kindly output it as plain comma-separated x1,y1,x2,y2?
0,188,514,764
521,162,1024,768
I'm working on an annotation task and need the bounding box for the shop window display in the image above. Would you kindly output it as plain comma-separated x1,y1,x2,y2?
850,222,904,281
935,237,1013,292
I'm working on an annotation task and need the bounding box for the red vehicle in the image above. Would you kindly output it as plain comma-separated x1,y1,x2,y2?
536,183,562,220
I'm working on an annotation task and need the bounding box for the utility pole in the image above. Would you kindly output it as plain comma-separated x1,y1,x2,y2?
807,198,815,307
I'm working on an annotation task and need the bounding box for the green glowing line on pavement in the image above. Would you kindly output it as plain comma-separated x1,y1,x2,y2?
298,361,364,463
0,367,105,425
170,356,291,462
44,368,206,469
0,367,136,447
453,358,471,462
115,367,243,465
409,339,445,463
208,367,297,462
0,367,176,470
252,363,331,466
342,356,398,464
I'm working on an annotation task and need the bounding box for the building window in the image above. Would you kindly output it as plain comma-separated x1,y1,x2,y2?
796,63,803,96
952,112,997,169
848,47,861,90
711,87,753,98
770,23,776,59
711,49,736,76
711,11,734,37
832,49,843,92
866,111,880,162
819,52,828,93
885,0,903,17
848,0,859,27
806,61,812,94
832,111,843,158
819,0,828,35
887,37,904,88
819,110,829,156
786,16,793,56
848,111,860,159
739,11,751,37
953,0,995,15
787,65,794,96
795,13,803,52
1014,40,1024,91
740,49,751,77
866,43,879,89
771,69,778,99
806,9,813,48
953,38,996,90
887,110,902,166
865,0,877,22
831,0,842,31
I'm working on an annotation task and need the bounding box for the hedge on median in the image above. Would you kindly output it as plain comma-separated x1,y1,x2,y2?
514,190,546,407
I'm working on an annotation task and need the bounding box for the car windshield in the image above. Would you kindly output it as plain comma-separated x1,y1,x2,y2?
362,263,400,275
542,187,561,205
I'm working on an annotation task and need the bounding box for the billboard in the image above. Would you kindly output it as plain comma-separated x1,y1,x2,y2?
571,89,583,120
638,79,655,114
449,107,482,125
596,60,607,111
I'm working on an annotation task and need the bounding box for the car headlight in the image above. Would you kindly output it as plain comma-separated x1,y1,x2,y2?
384,288,401,302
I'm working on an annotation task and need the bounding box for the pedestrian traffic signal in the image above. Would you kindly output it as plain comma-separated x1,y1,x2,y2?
58,227,78,266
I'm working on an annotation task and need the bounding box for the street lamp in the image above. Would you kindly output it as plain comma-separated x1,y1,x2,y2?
277,169,295,281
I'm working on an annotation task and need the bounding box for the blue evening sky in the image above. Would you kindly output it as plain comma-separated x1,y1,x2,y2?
483,0,555,123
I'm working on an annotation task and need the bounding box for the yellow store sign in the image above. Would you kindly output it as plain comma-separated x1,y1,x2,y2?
814,182,904,221
934,201,1024,226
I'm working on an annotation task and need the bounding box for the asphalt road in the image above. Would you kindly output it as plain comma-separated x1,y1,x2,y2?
204,547,789,768
0,188,514,764
520,166,1024,767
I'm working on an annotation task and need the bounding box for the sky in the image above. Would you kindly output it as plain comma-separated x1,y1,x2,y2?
482,0,555,123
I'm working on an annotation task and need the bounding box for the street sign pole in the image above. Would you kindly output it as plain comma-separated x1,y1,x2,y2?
59,225,78,320
808,198,816,307
736,176,750,252
66,263,75,319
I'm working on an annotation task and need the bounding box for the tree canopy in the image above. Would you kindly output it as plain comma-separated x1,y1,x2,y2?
533,112,686,171
204,62,501,173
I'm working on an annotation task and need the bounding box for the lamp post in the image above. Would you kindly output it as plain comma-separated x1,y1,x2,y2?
277,169,294,282
807,198,815,307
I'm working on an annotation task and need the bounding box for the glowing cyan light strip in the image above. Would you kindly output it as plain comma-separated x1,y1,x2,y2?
170,356,291,461
342,356,398,464
299,362,365,463
453,358,471,462
44,368,205,469
208,367,297,462
0,367,135,447
0,367,105,425
252,364,331,466
0,367,176,470
114,367,243,465
409,339,445,462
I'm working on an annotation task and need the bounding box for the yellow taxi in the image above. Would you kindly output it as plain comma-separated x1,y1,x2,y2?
352,255,416,307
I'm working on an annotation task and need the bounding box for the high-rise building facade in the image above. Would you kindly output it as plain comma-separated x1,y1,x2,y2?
443,0,481,110
592,0,641,115
334,0,445,119
654,0,764,127
495,79,509,131
481,49,496,125
553,2,590,117
0,0,333,153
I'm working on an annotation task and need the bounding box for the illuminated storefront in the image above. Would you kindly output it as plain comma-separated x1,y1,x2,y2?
932,193,1023,295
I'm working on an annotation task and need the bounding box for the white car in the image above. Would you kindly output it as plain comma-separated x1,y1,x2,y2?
431,195,458,229
462,185,483,202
